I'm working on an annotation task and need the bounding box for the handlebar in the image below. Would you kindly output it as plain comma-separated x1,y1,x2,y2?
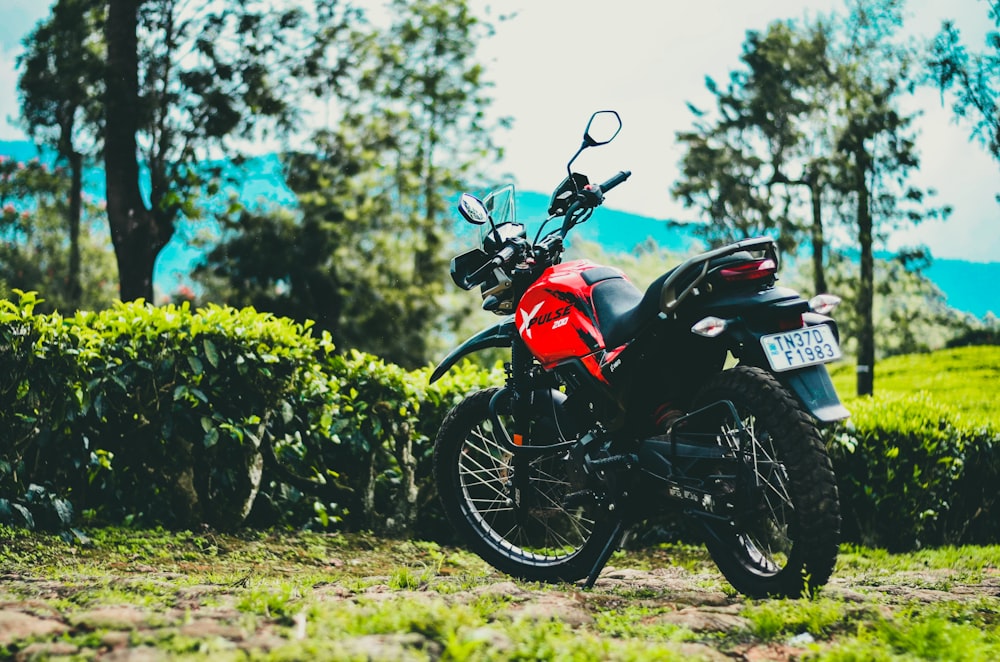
558,168,630,238
462,242,519,288
468,168,631,287
599,170,631,193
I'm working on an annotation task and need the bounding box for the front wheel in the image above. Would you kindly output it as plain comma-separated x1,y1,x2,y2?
433,388,621,583
694,366,841,598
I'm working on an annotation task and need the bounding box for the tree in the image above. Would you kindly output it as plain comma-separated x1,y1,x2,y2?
352,0,506,286
194,0,504,368
17,0,105,310
672,21,840,295
0,158,118,311
671,0,949,396
830,0,949,395
100,0,332,301
928,0,1000,170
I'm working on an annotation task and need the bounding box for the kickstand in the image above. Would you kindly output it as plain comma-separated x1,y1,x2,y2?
583,520,627,589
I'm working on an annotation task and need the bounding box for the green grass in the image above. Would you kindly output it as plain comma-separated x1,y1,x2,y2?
829,345,1000,426
3,527,1000,660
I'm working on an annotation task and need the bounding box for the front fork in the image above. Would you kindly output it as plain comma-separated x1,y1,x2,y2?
485,337,539,454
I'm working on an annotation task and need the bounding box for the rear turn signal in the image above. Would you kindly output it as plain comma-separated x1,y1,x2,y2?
691,316,729,338
719,258,777,282
809,294,842,315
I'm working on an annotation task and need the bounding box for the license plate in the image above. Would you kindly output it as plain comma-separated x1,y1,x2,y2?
760,325,842,372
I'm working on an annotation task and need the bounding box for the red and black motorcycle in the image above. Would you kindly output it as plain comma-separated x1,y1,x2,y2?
430,110,845,598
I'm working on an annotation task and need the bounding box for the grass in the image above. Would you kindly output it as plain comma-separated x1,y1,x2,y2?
828,345,1000,426
3,526,1000,660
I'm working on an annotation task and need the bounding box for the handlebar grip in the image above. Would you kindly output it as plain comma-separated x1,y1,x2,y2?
463,244,516,288
599,170,631,193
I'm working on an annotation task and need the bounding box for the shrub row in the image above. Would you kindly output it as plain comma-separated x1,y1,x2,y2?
826,392,1000,551
3,293,998,551
0,291,500,538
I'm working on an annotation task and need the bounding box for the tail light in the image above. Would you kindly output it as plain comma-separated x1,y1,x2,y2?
778,314,804,330
719,258,777,283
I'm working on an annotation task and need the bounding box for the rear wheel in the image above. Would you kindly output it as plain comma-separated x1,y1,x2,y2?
693,366,840,598
433,388,621,583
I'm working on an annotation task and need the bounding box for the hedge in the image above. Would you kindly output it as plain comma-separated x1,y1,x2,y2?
3,292,999,551
826,392,1000,551
0,291,501,537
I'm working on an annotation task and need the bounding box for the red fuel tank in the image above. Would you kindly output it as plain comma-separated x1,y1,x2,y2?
517,260,627,378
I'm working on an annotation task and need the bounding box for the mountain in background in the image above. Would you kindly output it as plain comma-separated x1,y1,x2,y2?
2,140,997,319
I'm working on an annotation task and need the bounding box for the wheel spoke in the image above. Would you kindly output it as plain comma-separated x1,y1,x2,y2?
457,420,593,562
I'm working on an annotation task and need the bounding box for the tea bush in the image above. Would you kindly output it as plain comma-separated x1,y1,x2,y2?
827,392,1000,550
0,291,333,530
0,291,500,536
4,291,999,551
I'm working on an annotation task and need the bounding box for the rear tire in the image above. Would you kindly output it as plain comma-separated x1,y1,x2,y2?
693,366,840,598
433,388,621,583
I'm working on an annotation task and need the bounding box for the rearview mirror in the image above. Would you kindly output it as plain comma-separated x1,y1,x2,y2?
458,193,490,225
583,110,622,147
563,110,623,196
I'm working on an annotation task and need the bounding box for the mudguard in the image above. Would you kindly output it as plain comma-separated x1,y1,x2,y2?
712,305,848,423
779,365,850,423
429,317,517,383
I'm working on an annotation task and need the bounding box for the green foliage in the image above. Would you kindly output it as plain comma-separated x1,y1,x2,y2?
6,285,1000,553
193,0,504,369
927,1,1000,165
672,19,829,256
826,347,1000,550
0,157,117,312
946,314,1000,348
829,346,1000,424
0,291,331,530
256,347,503,537
0,291,500,535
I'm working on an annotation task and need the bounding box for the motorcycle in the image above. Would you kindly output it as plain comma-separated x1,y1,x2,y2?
430,110,845,598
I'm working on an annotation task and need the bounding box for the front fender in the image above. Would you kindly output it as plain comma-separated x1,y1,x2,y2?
429,317,517,383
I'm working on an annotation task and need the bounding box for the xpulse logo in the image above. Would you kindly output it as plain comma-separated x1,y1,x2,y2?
518,303,573,339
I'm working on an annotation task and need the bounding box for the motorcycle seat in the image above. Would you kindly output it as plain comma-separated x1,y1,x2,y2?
592,252,755,349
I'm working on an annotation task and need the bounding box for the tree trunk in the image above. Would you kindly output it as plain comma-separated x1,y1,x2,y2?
855,146,875,397
808,177,828,296
105,0,171,302
67,149,83,310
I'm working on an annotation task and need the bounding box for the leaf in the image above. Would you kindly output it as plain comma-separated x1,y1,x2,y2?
204,338,220,368
53,498,73,526
12,503,35,530
187,355,204,375
203,427,220,448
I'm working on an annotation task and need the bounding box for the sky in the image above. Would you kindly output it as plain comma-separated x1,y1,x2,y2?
1,0,997,262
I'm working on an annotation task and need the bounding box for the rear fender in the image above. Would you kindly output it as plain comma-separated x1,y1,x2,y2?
429,317,516,383
779,365,849,423
712,312,848,423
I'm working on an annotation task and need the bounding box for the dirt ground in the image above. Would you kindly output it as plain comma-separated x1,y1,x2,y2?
1,532,999,661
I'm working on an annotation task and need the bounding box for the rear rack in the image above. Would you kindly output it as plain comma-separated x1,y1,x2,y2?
659,236,778,314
